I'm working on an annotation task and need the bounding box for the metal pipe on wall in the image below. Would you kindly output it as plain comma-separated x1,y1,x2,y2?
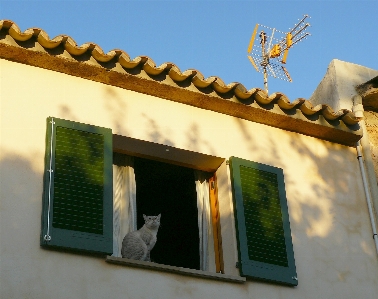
356,141,378,257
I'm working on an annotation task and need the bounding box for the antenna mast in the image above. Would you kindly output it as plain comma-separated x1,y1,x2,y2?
247,15,311,94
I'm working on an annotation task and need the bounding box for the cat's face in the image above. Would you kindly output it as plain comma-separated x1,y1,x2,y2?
143,214,161,229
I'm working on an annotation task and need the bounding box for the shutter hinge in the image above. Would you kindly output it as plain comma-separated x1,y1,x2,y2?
235,262,239,268
226,160,230,165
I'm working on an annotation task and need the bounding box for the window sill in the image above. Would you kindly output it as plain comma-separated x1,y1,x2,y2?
105,256,246,283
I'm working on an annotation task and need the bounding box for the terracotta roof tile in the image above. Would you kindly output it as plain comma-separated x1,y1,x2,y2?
0,20,362,145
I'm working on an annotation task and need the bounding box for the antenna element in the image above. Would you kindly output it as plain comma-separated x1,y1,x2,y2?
247,15,311,94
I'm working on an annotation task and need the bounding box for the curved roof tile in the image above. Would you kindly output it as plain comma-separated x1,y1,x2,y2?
0,20,362,145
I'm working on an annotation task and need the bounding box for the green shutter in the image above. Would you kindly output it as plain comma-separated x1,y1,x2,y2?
229,157,297,286
40,117,113,255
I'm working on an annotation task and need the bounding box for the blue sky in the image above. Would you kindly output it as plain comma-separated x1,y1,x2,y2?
1,0,377,101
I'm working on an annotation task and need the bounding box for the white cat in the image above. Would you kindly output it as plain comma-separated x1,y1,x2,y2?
121,214,161,261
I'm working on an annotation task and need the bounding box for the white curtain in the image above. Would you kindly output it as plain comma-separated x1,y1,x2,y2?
112,156,137,257
194,170,214,272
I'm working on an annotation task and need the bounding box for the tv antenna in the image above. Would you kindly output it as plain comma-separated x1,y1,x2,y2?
247,15,311,94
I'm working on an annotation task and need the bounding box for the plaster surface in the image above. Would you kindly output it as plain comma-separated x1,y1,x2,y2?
1,59,378,299
364,111,378,180
309,59,378,111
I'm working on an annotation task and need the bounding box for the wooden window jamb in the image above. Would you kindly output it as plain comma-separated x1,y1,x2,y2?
209,174,224,274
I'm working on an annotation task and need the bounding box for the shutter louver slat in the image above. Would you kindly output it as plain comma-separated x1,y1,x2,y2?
240,165,288,267
53,126,104,235
229,157,297,286
41,117,113,255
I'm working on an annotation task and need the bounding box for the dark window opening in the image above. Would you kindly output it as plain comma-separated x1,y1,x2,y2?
133,157,200,270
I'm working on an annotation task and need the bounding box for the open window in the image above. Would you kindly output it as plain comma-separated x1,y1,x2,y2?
41,117,224,272
113,154,211,270
40,117,296,284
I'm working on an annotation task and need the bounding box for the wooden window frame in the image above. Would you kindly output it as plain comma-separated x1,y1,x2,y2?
209,174,224,274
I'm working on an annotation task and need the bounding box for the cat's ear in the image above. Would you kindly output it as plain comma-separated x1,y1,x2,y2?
143,214,147,221
157,214,161,220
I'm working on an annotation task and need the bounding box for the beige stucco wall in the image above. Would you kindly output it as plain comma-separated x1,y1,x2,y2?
1,58,378,299
364,111,378,181
309,59,378,111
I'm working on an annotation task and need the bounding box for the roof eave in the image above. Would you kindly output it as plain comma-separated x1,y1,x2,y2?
0,23,362,147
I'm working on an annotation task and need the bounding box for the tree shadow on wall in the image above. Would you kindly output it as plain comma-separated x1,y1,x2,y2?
234,117,378,290
97,85,378,291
